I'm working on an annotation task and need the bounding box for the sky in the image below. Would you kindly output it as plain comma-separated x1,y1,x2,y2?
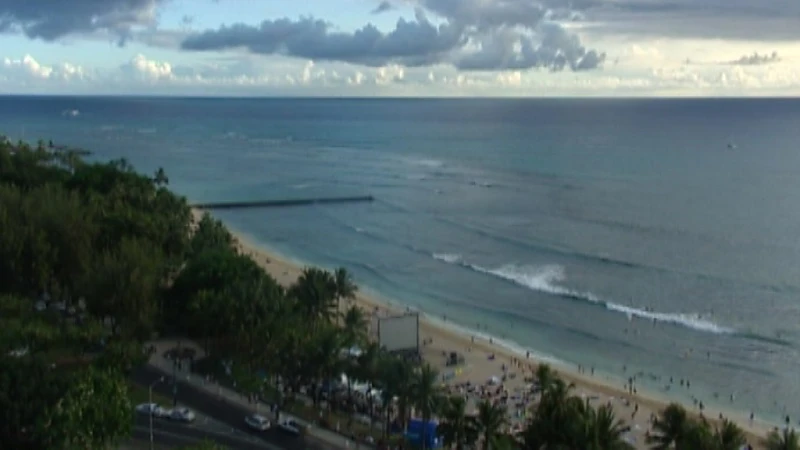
0,0,799,96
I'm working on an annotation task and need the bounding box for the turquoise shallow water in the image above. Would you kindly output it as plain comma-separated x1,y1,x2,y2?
3,96,800,425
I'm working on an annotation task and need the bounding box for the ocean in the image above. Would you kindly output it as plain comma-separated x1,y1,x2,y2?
3,96,800,426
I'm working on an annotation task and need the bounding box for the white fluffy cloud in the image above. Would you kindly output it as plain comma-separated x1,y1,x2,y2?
1,55,88,82
120,54,174,81
2,50,800,96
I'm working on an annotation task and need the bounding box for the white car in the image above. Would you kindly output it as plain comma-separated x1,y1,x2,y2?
245,414,271,431
278,419,302,436
169,407,196,422
135,403,169,418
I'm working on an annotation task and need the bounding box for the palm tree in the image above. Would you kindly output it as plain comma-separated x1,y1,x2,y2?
339,307,368,422
333,267,357,319
153,167,169,186
375,354,408,438
712,419,746,450
438,396,478,450
647,403,690,450
413,363,443,450
308,324,344,413
289,267,337,324
765,428,800,450
356,343,382,432
475,400,509,450
522,377,578,449
533,364,556,397
393,358,416,436
342,305,368,348
586,403,634,450
681,420,714,450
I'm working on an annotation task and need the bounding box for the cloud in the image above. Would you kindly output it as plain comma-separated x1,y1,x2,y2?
2,55,88,81
119,54,173,82
372,1,393,14
576,0,800,41
454,23,605,71
182,1,605,72
182,12,466,68
420,0,548,30
0,0,164,42
730,51,780,66
4,51,800,96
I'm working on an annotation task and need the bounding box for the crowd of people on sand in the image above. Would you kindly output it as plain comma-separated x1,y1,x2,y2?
359,301,800,449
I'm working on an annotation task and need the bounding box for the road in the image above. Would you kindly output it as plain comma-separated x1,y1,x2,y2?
131,365,342,450
127,416,276,449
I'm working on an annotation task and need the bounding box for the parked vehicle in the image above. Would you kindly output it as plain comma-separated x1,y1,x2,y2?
245,414,271,431
169,407,196,422
278,418,302,436
135,403,169,418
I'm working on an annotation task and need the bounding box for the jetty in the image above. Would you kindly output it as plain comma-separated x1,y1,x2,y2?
191,195,374,210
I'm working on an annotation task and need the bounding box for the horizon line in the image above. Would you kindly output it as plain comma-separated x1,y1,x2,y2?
1,93,799,101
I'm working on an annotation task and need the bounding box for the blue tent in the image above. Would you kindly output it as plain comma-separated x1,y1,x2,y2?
405,419,441,449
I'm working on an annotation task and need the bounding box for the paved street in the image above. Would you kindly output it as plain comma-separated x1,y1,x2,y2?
128,418,278,449
131,365,349,450
133,414,272,449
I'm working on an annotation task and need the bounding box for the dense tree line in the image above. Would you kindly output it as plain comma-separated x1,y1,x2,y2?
0,138,794,450
0,139,189,449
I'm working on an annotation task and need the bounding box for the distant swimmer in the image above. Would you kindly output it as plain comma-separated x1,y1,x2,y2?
728,142,737,150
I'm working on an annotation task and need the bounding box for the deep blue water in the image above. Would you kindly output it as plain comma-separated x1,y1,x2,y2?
3,96,800,425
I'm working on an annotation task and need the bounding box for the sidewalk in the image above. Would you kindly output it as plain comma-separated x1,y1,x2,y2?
147,339,374,450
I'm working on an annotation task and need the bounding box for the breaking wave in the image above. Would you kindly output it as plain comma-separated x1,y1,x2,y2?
432,253,735,335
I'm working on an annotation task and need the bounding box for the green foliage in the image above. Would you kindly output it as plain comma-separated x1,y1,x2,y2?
438,396,479,450
0,357,131,449
476,400,510,450
38,367,132,450
190,213,234,257
765,427,799,450
82,237,164,337
521,368,634,450
288,267,339,324
167,247,265,329
0,138,192,449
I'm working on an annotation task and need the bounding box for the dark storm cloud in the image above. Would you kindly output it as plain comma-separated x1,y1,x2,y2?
182,0,605,72
0,0,163,41
182,11,465,67
420,0,549,30
372,1,393,14
730,51,780,66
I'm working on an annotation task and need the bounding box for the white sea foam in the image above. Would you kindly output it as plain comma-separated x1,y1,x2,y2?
432,253,735,334
432,253,462,264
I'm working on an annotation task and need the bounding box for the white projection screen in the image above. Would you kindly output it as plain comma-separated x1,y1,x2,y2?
378,314,420,352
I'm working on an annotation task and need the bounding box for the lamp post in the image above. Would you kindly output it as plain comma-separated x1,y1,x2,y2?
149,376,165,450
172,342,181,407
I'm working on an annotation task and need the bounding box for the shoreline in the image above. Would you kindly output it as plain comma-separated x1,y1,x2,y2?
195,209,774,448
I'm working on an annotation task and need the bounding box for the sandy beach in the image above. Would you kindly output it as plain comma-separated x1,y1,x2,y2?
196,209,773,449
